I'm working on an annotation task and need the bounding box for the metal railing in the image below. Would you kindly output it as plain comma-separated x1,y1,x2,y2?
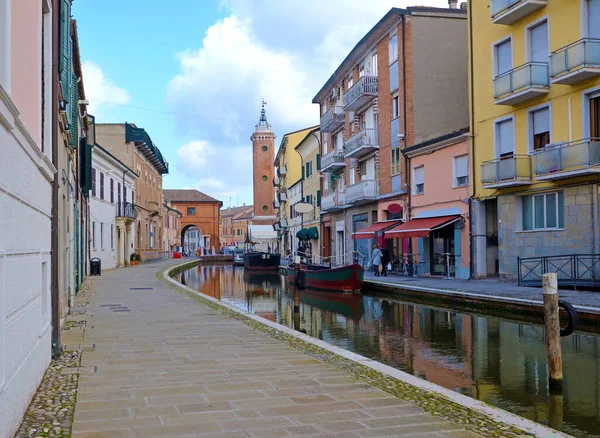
278,191,288,202
139,250,171,263
345,128,379,156
550,38,600,80
494,62,549,100
343,76,378,111
278,165,287,176
532,138,600,176
116,202,136,219
321,151,345,170
491,0,545,18
518,254,600,288
481,155,532,185
273,175,280,186
321,190,345,210
320,105,345,132
346,179,378,203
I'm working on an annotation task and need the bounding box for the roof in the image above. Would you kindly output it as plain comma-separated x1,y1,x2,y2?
163,189,221,204
274,126,319,166
312,7,466,104
221,205,254,218
125,123,169,174
402,127,469,157
294,127,320,151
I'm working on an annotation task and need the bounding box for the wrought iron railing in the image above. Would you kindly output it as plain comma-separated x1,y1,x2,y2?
518,254,600,288
343,76,378,110
532,138,600,176
493,62,549,100
550,38,600,80
116,202,137,219
481,155,532,185
345,128,379,156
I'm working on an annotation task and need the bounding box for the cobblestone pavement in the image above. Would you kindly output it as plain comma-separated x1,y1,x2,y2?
24,260,543,438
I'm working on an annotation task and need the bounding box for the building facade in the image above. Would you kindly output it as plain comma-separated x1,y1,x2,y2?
251,103,277,225
90,144,137,270
314,6,468,267
164,189,222,254
469,0,600,280
163,201,182,253
95,123,169,261
0,1,55,435
220,205,254,249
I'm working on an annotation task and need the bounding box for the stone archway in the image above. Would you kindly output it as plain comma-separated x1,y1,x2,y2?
181,224,203,255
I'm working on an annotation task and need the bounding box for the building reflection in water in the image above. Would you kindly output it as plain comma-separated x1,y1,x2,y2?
175,265,600,437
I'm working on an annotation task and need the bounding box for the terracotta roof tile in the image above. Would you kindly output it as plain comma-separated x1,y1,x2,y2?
163,189,221,203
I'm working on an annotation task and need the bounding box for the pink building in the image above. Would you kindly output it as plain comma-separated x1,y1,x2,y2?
385,128,471,279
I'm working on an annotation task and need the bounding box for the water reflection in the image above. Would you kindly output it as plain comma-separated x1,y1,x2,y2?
175,265,600,437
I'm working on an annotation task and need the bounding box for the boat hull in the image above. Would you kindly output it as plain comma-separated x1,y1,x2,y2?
244,252,281,271
288,263,364,293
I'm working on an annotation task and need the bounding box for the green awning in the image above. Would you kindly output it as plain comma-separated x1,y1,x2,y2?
307,226,319,240
296,228,309,241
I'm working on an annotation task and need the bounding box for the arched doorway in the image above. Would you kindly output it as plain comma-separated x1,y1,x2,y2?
181,224,203,255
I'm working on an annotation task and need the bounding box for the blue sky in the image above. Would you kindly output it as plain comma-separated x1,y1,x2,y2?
73,0,448,207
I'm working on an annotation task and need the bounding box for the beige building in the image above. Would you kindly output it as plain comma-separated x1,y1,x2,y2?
95,123,169,260
220,205,254,249
163,201,182,253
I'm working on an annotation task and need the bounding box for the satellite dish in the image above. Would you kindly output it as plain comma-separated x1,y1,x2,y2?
294,202,313,214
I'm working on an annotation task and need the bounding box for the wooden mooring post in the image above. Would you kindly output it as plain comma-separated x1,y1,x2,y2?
542,272,563,390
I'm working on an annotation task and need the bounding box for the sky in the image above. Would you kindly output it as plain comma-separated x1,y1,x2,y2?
73,0,450,208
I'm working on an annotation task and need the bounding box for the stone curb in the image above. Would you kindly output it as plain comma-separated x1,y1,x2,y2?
161,260,568,438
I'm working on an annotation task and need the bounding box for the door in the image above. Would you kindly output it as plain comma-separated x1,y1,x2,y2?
323,226,331,259
336,231,345,265
589,0,600,39
529,20,548,63
429,226,455,276
353,215,369,267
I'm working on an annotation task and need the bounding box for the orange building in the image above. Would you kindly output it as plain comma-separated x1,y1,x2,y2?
164,189,222,252
250,102,276,225
220,205,254,249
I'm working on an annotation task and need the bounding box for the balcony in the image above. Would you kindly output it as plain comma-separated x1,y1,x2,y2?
321,190,346,212
273,175,280,187
320,105,345,133
277,165,287,176
481,155,532,188
116,202,137,220
320,150,346,172
343,76,378,112
494,62,549,106
273,198,280,209
346,180,379,205
550,39,600,85
345,128,379,159
533,139,600,181
491,0,547,25
278,191,288,203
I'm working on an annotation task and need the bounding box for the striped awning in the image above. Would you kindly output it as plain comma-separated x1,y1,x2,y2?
384,215,461,239
352,220,402,240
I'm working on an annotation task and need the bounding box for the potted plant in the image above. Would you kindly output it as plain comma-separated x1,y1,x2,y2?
130,252,141,266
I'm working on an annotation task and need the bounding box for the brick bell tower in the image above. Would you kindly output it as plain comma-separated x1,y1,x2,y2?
250,100,276,224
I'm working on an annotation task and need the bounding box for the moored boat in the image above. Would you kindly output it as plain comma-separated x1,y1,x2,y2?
298,289,365,320
288,262,364,294
243,252,281,271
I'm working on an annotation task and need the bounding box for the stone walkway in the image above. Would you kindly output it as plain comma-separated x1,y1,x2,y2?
70,261,486,438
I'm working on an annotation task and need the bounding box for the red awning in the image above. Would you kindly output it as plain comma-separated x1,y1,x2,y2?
384,215,461,239
352,220,402,240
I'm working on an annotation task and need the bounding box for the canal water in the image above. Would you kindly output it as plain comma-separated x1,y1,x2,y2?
175,264,600,437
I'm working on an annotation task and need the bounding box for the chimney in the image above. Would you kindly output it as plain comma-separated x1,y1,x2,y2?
448,0,458,8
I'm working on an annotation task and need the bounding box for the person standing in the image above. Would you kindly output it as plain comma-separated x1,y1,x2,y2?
381,246,390,277
370,245,383,277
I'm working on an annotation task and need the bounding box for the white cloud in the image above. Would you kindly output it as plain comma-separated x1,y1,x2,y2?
168,0,451,204
82,61,130,117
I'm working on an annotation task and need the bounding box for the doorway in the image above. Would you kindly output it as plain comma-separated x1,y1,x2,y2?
429,226,455,276
323,226,331,259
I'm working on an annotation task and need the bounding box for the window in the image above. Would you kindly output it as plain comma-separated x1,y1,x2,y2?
262,205,268,211
371,51,378,76
496,117,515,158
414,166,424,195
588,0,600,39
347,73,353,89
316,154,321,171
110,178,114,203
92,222,96,249
359,64,365,78
118,182,122,205
237,229,242,236
530,106,550,150
522,192,564,230
91,168,96,197
187,207,196,216
262,175,268,181
306,161,313,178
494,38,512,77
391,147,401,175
590,95,600,138
317,190,321,207
389,33,398,64
358,161,366,178
453,155,469,187
100,223,104,249
262,145,268,151
111,225,114,249
528,20,548,63
392,95,400,119
100,173,105,200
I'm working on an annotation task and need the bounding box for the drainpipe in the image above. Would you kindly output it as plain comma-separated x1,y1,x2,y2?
51,0,61,357
468,0,476,279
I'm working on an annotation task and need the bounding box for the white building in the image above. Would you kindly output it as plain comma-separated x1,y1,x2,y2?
0,2,55,436
90,144,137,269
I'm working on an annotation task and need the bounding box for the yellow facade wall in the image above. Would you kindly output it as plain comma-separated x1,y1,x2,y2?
470,0,600,198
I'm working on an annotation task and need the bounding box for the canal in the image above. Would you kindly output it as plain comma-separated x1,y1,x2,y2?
175,264,600,437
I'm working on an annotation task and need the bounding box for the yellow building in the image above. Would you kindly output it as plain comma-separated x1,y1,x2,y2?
273,127,318,256
295,127,322,262
469,0,600,281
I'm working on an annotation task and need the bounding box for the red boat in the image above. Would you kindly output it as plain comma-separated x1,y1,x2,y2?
287,263,364,294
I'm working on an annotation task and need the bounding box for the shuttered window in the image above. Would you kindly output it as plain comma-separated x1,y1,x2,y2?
454,155,468,187
531,106,550,150
497,118,515,158
110,179,114,203
100,173,104,200
91,168,96,197
317,190,321,208
414,166,424,195
529,20,548,63
589,0,600,39
495,39,512,76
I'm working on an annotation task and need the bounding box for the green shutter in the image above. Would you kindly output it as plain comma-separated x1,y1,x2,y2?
317,190,321,207
301,165,305,180
59,0,71,74
70,72,78,147
316,154,321,171
80,142,92,195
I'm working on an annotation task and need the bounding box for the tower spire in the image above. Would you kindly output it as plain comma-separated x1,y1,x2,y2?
259,99,268,124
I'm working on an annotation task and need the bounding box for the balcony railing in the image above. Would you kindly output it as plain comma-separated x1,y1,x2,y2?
321,190,346,211
550,39,600,85
346,180,379,204
320,105,345,133
116,202,136,220
494,62,549,105
491,0,547,25
278,191,288,203
273,175,280,187
481,155,532,188
278,165,287,176
345,128,379,159
343,76,378,112
320,150,346,172
273,198,280,209
532,138,600,180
